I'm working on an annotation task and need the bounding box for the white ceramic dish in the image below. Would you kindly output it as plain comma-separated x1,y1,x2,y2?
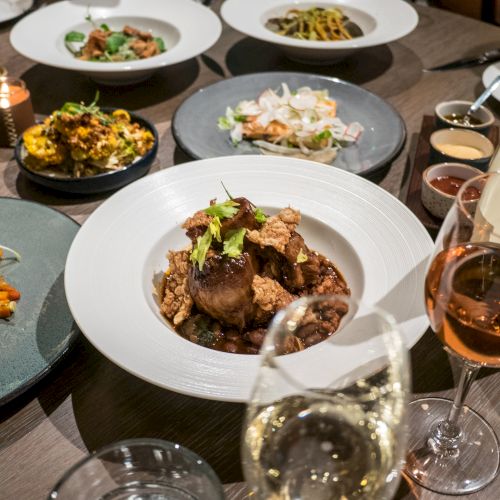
65,155,433,402
0,0,33,24
221,0,418,63
10,0,222,85
483,62,500,101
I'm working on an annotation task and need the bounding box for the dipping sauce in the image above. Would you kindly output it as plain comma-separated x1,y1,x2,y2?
435,143,484,160
430,175,481,200
443,113,482,127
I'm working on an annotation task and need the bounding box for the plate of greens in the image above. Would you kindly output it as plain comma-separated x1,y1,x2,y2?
10,0,221,85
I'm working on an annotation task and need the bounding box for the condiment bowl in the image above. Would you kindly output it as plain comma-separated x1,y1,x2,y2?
221,0,418,64
421,162,483,219
15,109,158,195
429,128,494,169
435,100,495,134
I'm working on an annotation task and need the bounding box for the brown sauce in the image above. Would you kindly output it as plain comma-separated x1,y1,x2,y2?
443,113,483,127
430,175,481,200
171,254,349,355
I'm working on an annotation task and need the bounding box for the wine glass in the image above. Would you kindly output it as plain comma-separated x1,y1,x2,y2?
242,295,410,500
405,171,500,495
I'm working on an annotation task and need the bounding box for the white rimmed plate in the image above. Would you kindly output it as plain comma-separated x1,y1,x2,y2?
65,156,433,402
0,0,33,24
10,0,221,85
221,0,418,63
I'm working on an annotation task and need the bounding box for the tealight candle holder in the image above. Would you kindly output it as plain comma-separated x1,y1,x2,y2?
0,77,35,148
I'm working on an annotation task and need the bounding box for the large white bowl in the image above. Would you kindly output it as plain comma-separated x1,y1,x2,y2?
10,0,222,85
65,155,433,402
221,0,418,63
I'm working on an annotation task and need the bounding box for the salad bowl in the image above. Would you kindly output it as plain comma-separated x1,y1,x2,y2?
221,0,418,63
10,0,221,85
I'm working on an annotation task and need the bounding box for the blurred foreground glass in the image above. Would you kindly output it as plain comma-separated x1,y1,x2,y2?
48,438,225,500
405,172,500,494
242,295,409,500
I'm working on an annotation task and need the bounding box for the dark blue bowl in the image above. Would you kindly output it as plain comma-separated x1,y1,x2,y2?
15,108,158,195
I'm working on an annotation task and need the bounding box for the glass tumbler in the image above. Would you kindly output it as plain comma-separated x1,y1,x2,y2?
48,438,225,500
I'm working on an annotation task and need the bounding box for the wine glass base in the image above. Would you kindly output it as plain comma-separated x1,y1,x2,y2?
405,397,500,495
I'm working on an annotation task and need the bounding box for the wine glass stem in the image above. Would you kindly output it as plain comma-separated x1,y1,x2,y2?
428,362,480,455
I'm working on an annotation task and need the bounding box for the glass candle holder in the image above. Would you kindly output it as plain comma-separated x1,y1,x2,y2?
0,76,35,148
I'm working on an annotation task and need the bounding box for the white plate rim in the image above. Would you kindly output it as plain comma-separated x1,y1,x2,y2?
65,155,433,402
10,0,222,73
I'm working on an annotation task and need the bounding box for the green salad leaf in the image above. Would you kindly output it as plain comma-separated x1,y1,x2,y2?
65,31,85,42
100,23,111,31
154,37,166,52
223,228,246,258
106,32,128,54
204,200,240,219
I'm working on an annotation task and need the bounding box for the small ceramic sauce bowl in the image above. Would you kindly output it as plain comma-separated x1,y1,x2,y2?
421,162,483,219
435,100,494,134
429,128,494,170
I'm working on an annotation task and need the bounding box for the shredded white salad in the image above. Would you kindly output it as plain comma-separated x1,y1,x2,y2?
218,83,363,163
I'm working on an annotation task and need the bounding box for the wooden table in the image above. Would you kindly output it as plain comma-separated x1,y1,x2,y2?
1,3,499,499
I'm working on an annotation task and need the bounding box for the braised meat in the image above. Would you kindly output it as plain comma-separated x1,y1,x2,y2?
160,196,350,354
188,252,257,330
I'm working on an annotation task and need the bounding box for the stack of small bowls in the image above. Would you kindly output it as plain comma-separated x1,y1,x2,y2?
422,100,496,219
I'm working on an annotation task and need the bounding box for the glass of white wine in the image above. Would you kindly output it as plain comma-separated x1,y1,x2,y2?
405,172,500,495
242,295,410,500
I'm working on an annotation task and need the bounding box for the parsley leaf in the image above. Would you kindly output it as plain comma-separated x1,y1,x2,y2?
209,216,222,242
223,228,246,258
296,248,308,263
65,31,85,42
234,114,246,122
190,229,212,271
204,200,239,219
254,208,267,224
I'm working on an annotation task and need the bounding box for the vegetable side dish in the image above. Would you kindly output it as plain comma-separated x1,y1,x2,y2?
22,94,155,178
65,24,166,62
218,83,363,164
159,194,350,354
265,7,364,41
0,246,21,320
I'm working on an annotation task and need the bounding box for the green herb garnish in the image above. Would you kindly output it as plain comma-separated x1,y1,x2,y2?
105,32,127,54
223,228,246,258
254,208,267,223
209,216,222,242
313,129,332,143
65,31,85,42
59,91,110,125
217,116,232,130
154,37,166,52
296,248,308,263
100,23,110,31
221,181,234,200
234,114,246,122
190,229,213,271
204,200,240,219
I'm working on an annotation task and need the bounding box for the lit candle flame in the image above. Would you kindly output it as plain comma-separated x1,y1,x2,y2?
0,81,10,109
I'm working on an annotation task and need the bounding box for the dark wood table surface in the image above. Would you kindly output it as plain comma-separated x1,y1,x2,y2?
1,2,500,499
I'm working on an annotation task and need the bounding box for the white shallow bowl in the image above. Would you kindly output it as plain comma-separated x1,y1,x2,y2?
10,0,222,85
65,155,433,402
221,0,418,63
